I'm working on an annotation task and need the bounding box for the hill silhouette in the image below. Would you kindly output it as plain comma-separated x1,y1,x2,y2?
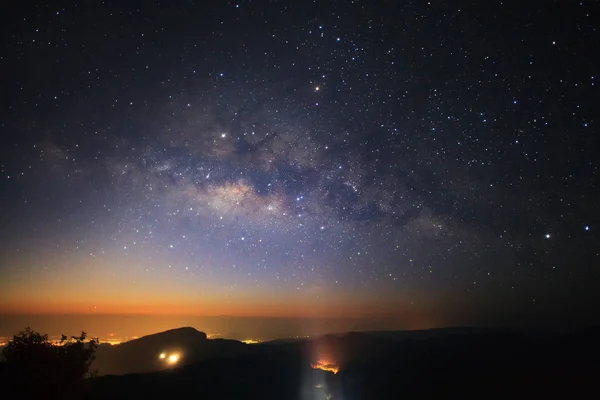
93,327,247,375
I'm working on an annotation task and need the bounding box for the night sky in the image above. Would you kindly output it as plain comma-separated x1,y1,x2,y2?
1,1,598,328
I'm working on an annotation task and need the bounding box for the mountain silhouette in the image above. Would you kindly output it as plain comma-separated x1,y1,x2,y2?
93,327,247,375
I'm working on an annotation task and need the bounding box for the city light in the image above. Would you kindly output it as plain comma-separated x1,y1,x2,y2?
158,351,180,365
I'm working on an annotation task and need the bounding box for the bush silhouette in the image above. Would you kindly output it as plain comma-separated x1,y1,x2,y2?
0,327,97,397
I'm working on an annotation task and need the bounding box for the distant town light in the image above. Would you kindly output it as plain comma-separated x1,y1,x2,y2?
311,359,339,374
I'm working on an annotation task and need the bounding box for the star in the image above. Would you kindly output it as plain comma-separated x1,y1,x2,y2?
0,0,597,331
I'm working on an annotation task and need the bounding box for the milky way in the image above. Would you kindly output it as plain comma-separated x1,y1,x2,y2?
0,1,598,325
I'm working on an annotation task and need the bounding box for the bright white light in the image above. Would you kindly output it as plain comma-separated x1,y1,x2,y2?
545,234,551,239
168,354,179,364
159,352,166,359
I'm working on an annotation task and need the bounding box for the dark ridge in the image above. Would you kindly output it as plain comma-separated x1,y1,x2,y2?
80,327,600,399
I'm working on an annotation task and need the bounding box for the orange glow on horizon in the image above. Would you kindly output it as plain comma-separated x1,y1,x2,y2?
0,259,438,323
0,275,441,327
0,297,418,319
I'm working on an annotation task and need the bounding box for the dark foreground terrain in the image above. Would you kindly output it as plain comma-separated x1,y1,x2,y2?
86,326,600,399
4,326,600,399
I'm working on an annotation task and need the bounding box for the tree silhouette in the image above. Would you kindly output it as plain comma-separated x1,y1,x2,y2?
0,327,97,397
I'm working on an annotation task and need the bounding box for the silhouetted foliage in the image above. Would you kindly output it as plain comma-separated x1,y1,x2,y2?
0,327,97,398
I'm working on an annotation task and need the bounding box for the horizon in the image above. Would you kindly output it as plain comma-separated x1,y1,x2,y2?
0,314,444,343
1,311,596,346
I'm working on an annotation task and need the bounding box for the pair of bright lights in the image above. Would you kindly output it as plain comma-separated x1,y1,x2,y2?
159,352,180,364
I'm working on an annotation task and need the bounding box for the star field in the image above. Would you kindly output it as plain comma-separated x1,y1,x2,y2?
0,1,598,324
